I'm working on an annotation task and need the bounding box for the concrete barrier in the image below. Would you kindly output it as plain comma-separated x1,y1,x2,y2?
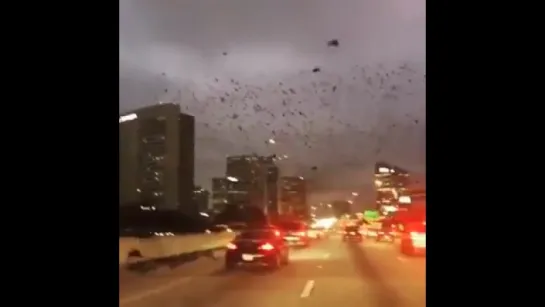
119,232,236,265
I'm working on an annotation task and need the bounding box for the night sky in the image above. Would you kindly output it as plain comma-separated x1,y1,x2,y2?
119,0,426,209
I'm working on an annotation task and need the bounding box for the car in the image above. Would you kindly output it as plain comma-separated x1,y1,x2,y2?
308,226,327,239
365,228,379,238
275,221,310,247
208,224,233,233
375,229,395,243
399,222,426,256
342,225,363,242
225,229,289,270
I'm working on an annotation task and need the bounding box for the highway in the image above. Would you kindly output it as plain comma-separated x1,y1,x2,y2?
119,234,425,307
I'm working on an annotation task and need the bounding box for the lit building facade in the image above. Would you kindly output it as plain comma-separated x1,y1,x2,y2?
211,177,231,213
119,103,195,214
223,155,279,215
193,186,210,213
279,176,308,218
374,161,410,210
259,156,279,218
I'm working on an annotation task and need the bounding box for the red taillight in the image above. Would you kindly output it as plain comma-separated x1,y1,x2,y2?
259,243,275,251
226,242,237,250
274,230,281,237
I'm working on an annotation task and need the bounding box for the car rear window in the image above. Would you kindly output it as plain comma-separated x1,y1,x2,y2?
236,230,276,240
276,221,305,231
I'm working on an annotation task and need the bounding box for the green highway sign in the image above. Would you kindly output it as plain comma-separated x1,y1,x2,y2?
363,210,380,220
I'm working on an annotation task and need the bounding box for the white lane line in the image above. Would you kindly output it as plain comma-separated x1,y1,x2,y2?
119,277,192,306
397,256,407,262
300,280,315,298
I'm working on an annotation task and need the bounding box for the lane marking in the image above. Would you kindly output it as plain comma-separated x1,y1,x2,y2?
300,280,315,298
397,256,407,262
323,253,330,259
119,277,192,306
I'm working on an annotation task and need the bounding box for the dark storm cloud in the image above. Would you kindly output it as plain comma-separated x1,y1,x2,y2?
119,0,426,208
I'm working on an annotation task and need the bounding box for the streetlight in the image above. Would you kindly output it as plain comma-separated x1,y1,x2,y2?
227,176,239,182
268,138,276,144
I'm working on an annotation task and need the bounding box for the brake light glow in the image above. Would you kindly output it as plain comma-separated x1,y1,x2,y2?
259,243,275,251
409,232,426,247
274,230,281,237
410,231,425,238
226,242,237,250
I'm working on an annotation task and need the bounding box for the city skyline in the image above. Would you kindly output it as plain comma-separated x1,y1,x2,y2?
120,0,426,210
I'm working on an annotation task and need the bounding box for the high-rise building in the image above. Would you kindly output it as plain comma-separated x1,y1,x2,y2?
373,161,410,209
279,176,307,218
331,200,352,217
119,103,195,214
211,177,232,212
224,155,278,215
259,156,279,218
225,155,261,208
193,186,210,213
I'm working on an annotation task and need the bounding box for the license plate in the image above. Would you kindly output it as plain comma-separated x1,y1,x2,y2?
242,254,254,261
285,236,298,241
350,232,356,235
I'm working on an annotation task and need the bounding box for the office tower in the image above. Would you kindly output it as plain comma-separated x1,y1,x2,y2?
193,186,210,213
211,177,231,212
224,154,278,215
119,103,195,214
373,161,410,210
279,176,308,218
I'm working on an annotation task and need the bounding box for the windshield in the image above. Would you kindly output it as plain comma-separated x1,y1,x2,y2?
119,1,425,306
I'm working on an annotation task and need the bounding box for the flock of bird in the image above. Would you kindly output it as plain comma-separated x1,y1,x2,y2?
129,39,426,188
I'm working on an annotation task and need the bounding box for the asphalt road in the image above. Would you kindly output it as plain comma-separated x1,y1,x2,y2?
119,235,425,307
